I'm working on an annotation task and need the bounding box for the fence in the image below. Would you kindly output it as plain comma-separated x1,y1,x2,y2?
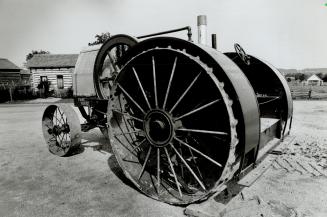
290,85,327,100
0,84,37,103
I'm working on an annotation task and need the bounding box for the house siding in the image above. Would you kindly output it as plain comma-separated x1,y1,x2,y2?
0,72,21,84
31,68,73,90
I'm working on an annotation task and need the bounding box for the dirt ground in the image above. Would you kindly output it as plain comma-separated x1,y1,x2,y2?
0,100,326,217
219,100,327,217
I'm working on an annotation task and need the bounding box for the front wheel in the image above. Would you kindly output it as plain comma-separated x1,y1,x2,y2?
42,104,81,156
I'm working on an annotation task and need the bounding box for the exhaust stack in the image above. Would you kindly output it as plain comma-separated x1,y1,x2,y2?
197,15,207,45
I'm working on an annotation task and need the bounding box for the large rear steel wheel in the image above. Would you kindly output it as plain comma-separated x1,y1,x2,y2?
107,46,239,204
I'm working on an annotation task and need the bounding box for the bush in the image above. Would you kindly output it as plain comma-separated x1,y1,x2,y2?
37,80,51,98
53,87,73,98
0,85,37,102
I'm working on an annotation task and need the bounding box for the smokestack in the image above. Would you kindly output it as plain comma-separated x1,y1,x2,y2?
211,34,217,49
197,15,207,45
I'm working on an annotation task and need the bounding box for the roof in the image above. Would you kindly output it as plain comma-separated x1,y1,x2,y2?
0,58,21,71
307,74,322,81
20,69,30,75
26,54,78,68
80,44,101,53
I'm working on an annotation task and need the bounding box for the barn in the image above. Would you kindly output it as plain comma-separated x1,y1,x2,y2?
27,54,78,91
0,58,22,85
306,74,324,86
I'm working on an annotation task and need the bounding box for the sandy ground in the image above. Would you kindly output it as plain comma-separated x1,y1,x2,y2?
0,104,184,217
220,100,327,217
0,100,326,217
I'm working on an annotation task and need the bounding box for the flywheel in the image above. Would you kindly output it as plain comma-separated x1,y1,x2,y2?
94,34,138,99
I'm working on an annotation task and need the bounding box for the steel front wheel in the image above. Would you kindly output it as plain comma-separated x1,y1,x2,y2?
42,104,81,156
107,47,238,204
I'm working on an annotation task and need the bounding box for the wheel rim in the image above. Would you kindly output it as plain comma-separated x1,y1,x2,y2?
108,47,238,204
94,35,138,99
234,43,251,65
42,104,81,156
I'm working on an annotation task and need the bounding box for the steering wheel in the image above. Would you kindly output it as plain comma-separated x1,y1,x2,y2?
234,43,251,65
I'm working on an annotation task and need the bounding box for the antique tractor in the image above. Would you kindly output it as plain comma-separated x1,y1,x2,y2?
42,16,292,205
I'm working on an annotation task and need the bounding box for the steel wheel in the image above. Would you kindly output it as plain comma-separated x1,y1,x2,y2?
42,104,81,156
94,35,138,99
108,47,238,204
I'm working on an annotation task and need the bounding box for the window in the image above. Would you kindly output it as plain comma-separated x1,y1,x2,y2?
40,76,48,82
57,75,64,89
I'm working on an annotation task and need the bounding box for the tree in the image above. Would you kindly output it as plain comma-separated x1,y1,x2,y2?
88,32,111,46
316,73,324,79
322,74,327,82
26,50,50,61
294,73,306,82
299,73,306,82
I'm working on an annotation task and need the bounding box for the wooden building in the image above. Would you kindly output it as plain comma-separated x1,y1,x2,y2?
27,54,78,90
0,58,22,85
306,74,324,86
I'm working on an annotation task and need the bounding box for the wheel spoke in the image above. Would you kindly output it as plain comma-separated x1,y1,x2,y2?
99,76,110,83
54,116,62,125
130,138,146,154
138,146,152,180
174,99,220,121
152,56,158,108
55,134,60,143
169,72,201,114
57,134,64,145
59,133,65,146
49,135,56,142
54,109,60,125
112,109,144,123
65,133,68,147
179,145,184,178
57,109,65,125
108,51,120,72
117,83,146,115
176,128,228,136
61,134,66,148
123,138,147,160
174,137,222,167
157,148,161,190
57,109,66,125
114,130,143,136
119,97,137,143
132,67,152,110
163,57,177,110
188,147,203,179
113,136,138,158
114,116,135,149
164,147,183,198
45,123,52,129
170,143,206,191
54,109,57,125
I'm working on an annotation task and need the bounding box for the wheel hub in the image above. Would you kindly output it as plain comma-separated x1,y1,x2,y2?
48,124,70,136
144,110,174,147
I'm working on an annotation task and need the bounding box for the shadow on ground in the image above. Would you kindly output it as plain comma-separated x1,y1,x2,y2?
70,129,138,191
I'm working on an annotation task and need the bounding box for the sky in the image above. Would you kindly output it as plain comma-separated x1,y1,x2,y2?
0,0,326,69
